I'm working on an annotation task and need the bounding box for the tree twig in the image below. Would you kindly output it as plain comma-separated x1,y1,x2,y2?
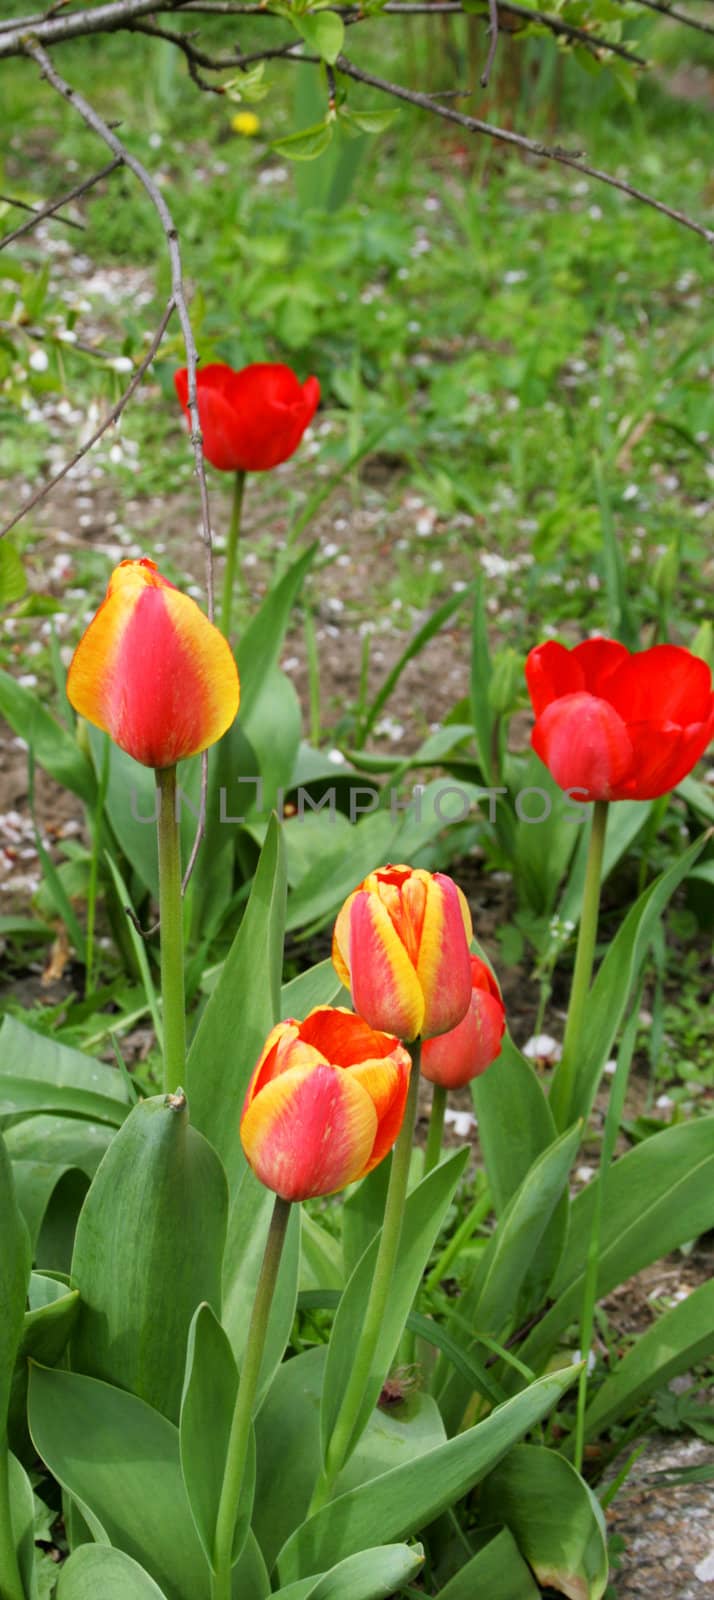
480,0,499,87
333,53,714,246
0,298,175,541
0,159,121,251
0,189,83,233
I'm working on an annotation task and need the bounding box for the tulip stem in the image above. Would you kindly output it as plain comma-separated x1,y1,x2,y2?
156,765,186,1096
549,799,609,1132
220,469,246,640
309,1038,422,1514
211,1195,291,1600
423,1082,447,1177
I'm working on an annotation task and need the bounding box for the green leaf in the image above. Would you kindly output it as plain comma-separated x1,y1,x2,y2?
3,1114,113,1176
280,959,345,1018
222,1172,301,1400
70,1094,228,1423
0,540,27,606
300,1211,344,1292
272,121,334,162
341,1159,391,1281
0,1015,131,1125
253,1344,444,1573
187,816,286,1187
9,1284,80,1459
321,1148,469,1465
521,1117,714,1372
438,1125,579,1433
549,831,708,1126
479,1446,608,1600
511,756,580,917
272,1543,424,1600
583,1277,714,1441
0,669,96,806
242,666,302,812
290,10,345,63
0,1133,31,1428
237,546,317,718
57,1545,169,1599
8,1450,37,1600
28,1365,212,1600
11,1158,87,1250
436,1527,540,1599
557,799,651,930
180,1303,254,1569
469,573,495,785
338,107,397,136
471,1033,557,1213
104,850,164,1048
285,810,398,932
275,1366,579,1584
360,588,468,745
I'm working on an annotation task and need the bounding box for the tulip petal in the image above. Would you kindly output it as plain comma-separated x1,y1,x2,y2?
416,874,473,1039
346,890,426,1041
67,560,239,768
349,1052,411,1171
532,691,633,802
605,644,714,724
298,1006,401,1066
570,638,629,697
525,642,586,718
616,714,714,800
240,1061,378,1202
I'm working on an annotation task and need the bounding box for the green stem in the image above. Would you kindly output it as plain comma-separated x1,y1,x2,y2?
425,1173,491,1295
85,731,111,997
549,800,609,1132
422,1082,447,1178
211,1196,291,1600
0,1444,25,1600
156,766,186,1096
309,1038,422,1514
220,469,246,639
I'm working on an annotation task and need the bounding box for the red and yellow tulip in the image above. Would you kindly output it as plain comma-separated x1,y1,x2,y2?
332,865,473,1041
421,954,505,1089
66,558,239,769
240,1007,411,1202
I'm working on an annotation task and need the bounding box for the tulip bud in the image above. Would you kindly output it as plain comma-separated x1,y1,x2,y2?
66,559,239,769
240,1008,411,1201
332,865,473,1041
421,955,505,1089
652,542,679,605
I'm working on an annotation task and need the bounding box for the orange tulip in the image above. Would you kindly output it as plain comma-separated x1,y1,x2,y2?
421,955,505,1089
240,1007,411,1202
332,865,473,1041
66,559,239,768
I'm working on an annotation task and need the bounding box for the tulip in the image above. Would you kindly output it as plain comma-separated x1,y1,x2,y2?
422,955,505,1090
332,865,473,1042
66,558,240,769
526,638,714,803
173,361,320,474
240,1007,411,1202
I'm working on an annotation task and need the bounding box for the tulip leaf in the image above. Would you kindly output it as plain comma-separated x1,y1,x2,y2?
183,716,259,941
275,1365,579,1584
290,11,344,63
28,1364,212,1600
0,1015,131,1124
187,815,287,1188
9,1283,80,1460
0,667,96,806
521,1115,714,1372
583,1275,714,1441
11,1158,89,1257
271,1542,425,1600
237,544,317,719
321,1147,469,1467
242,664,302,812
3,1113,113,1175
341,1158,391,1281
437,1123,580,1433
557,798,651,930
280,958,345,1019
57,1545,169,1598
285,810,399,932
435,1526,540,1599
253,1344,445,1572
300,1211,344,1293
510,755,581,918
70,1094,228,1423
8,1450,37,1600
222,1171,301,1400
0,1133,32,1430
180,1303,254,1569
0,539,27,605
479,1446,608,1600
549,830,708,1127
471,1032,558,1212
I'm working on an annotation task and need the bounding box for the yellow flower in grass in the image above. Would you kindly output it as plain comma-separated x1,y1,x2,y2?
231,111,260,137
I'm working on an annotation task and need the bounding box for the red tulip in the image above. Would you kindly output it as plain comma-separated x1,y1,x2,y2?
332,865,473,1042
173,362,320,473
66,558,239,768
526,638,714,802
240,1007,411,1202
421,955,505,1089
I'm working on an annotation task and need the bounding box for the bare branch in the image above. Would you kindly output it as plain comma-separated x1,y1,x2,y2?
616,0,714,36
25,39,216,623
0,158,121,252
0,190,83,233
333,53,714,246
0,299,176,541
481,0,499,87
